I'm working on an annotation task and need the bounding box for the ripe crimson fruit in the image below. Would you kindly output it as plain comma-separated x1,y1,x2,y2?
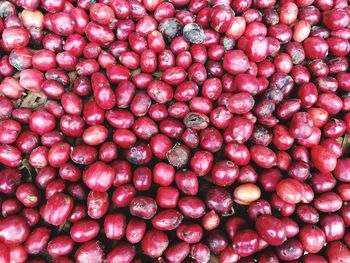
0,0,350,262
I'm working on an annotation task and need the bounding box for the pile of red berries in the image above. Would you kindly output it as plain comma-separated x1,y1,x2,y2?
0,0,350,262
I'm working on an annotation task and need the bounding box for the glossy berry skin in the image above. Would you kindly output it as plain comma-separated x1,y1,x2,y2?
106,242,135,263
232,229,259,257
40,193,73,226
74,240,105,263
276,239,303,261
130,196,157,220
0,215,30,246
211,161,239,187
47,236,74,257
276,178,304,204
83,162,115,192
255,215,286,246
141,230,169,258
311,145,337,173
70,220,100,243
24,227,51,254
299,225,326,253
29,110,55,135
